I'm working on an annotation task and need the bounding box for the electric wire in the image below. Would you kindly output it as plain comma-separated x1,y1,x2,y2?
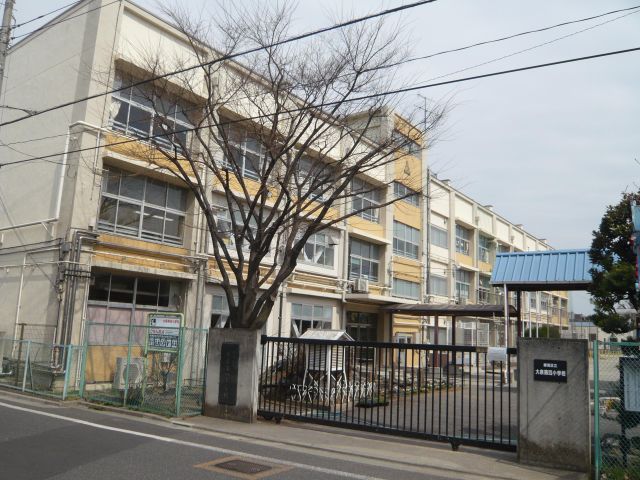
0,0,438,128
2,45,638,169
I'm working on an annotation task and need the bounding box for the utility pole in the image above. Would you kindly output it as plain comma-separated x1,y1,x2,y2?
0,0,15,104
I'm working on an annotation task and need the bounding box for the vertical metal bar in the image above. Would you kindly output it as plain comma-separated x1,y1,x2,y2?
476,351,479,441
416,345,421,434
507,351,512,444
376,345,382,428
593,340,601,479
175,327,185,416
123,321,134,407
259,336,265,412
445,349,450,438
453,349,458,439
390,345,395,429
358,343,365,426
381,346,387,429
484,352,488,441
79,323,90,398
438,349,443,435
403,344,408,431
62,345,73,400
21,340,31,392
500,357,504,444
430,348,435,435
460,350,465,439
269,339,275,414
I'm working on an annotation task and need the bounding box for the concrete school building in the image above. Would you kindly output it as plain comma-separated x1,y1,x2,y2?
0,0,568,353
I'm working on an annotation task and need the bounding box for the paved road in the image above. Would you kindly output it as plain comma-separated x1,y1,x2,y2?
0,393,453,480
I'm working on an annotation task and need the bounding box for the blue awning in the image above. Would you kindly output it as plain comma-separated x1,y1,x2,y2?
490,249,592,291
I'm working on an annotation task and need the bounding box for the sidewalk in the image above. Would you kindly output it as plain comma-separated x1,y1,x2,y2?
174,415,588,480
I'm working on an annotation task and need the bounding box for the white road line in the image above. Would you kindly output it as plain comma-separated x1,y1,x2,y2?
0,400,383,480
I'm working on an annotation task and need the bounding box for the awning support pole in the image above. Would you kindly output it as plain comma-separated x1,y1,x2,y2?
503,284,509,348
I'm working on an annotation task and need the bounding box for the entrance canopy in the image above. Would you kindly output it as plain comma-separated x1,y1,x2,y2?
382,303,516,317
490,249,592,291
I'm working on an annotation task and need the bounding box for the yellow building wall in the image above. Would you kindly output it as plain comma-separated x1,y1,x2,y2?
95,233,191,273
456,253,474,267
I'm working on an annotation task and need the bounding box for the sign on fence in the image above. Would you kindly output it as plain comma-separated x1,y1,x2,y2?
147,313,183,353
621,356,640,412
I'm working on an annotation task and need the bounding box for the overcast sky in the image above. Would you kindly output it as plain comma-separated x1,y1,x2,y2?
10,0,640,313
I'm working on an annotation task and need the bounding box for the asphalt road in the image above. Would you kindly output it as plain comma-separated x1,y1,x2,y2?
0,393,450,480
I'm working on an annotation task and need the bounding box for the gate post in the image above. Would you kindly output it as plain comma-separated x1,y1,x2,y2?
204,328,261,422
517,338,590,473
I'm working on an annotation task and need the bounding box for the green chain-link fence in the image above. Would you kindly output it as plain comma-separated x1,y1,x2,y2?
594,340,640,479
0,337,83,399
80,322,208,417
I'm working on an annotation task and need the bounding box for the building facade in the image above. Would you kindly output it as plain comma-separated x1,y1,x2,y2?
0,0,568,358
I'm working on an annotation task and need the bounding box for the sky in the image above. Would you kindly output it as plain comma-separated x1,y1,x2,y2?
9,0,640,314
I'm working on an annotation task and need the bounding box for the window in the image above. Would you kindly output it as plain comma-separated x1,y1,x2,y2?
88,273,174,308
211,294,230,328
392,278,420,300
222,126,266,180
529,293,537,310
347,312,378,362
478,235,492,263
297,157,332,201
99,167,187,245
478,275,491,303
497,243,510,253
213,203,259,251
291,303,332,337
393,182,419,206
455,268,472,301
541,293,550,310
110,73,193,153
351,178,382,223
429,274,448,297
392,130,421,156
430,224,448,249
349,239,381,282
299,232,335,268
393,221,420,259
455,225,471,256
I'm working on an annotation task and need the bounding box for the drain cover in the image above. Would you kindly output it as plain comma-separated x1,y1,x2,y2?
216,459,273,475
195,456,292,479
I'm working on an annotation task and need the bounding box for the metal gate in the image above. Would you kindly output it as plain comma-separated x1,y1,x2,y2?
258,336,517,451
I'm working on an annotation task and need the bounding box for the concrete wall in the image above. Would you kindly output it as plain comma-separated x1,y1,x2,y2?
517,338,590,473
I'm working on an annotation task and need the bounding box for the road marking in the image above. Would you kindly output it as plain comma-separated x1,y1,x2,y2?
0,401,382,480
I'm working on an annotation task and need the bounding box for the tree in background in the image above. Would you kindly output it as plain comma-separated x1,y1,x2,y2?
588,191,640,335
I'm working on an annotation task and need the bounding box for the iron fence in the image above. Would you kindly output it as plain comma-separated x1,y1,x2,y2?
593,341,640,479
80,322,208,417
258,336,517,450
0,338,82,399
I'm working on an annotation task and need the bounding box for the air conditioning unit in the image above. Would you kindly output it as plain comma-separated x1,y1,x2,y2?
353,278,369,293
112,357,145,390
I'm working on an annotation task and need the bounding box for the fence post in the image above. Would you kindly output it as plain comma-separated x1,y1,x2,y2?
21,340,31,392
79,323,90,398
593,339,601,479
62,345,73,400
175,326,185,417
123,322,134,407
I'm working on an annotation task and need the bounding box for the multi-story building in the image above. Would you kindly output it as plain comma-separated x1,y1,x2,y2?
0,0,568,358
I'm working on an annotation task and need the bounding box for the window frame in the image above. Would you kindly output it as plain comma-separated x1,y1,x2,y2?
393,221,420,260
291,303,333,337
110,74,194,154
299,232,335,268
393,182,419,206
392,278,421,300
351,178,382,223
349,238,381,282
221,126,266,181
455,224,471,256
478,235,492,263
430,224,449,249
455,268,472,301
392,129,421,156
98,167,188,246
429,274,448,297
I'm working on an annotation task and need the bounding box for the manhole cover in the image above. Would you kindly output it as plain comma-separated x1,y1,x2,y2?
195,456,292,479
216,459,273,475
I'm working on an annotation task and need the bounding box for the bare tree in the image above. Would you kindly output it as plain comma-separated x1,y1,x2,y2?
110,2,446,329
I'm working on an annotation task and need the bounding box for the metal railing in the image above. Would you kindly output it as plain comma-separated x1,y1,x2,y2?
0,338,82,399
258,336,517,450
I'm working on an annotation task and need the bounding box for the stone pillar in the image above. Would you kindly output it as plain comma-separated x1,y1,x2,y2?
204,328,261,423
517,338,590,473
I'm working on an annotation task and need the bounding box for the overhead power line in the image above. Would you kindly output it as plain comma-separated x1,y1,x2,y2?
10,0,120,41
1,3,636,148
2,44,639,169
12,0,79,29
397,3,640,67
0,0,438,129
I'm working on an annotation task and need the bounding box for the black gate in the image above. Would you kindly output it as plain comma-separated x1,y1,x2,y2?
258,336,517,451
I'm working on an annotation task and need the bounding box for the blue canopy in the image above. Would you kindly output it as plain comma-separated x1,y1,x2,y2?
490,249,592,291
